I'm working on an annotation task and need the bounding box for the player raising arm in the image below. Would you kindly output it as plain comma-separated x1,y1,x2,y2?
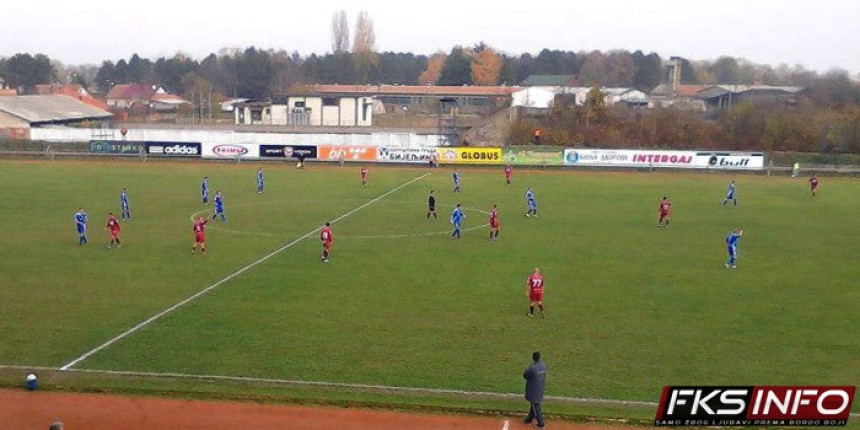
211,190,226,222
105,212,122,249
74,208,88,246
657,196,672,228
526,267,545,318
725,229,743,269
721,180,737,207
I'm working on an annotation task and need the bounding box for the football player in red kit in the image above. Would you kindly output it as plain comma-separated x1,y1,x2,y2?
191,216,207,254
658,196,672,228
489,204,501,241
526,267,545,318
320,222,333,263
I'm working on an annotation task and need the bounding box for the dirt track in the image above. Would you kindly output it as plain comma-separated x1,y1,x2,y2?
0,389,635,429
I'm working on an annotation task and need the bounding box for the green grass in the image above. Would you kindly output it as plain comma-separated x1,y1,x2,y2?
0,159,857,416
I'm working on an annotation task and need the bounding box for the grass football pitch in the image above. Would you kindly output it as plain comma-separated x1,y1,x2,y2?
0,159,857,412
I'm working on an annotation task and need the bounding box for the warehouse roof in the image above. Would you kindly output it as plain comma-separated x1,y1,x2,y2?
0,95,112,124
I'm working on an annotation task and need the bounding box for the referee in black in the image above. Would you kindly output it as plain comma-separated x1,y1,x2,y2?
427,190,437,219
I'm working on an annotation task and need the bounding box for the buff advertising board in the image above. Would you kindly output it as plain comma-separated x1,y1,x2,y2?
201,142,259,159
318,145,378,161
696,152,765,170
503,148,564,165
564,149,699,168
437,147,502,164
377,147,437,164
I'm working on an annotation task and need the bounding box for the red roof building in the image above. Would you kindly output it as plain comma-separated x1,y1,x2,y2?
33,84,108,110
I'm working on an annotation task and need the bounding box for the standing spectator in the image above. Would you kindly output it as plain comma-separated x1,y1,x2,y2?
532,128,542,145
49,421,64,430
523,351,547,427
792,161,800,178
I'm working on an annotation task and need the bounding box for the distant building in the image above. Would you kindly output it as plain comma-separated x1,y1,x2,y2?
696,85,805,109
220,98,249,113
649,84,710,110
33,84,108,110
0,95,112,139
649,83,804,110
513,86,649,110
519,75,579,87
0,77,16,96
297,84,518,110
234,93,373,127
105,84,188,111
512,87,557,109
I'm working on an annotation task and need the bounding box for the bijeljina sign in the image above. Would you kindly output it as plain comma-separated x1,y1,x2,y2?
377,147,436,164
436,147,502,164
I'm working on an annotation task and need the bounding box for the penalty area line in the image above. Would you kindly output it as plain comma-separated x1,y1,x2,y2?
59,172,430,371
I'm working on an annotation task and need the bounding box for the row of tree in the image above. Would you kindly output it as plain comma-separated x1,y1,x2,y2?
4,48,857,103
511,97,860,153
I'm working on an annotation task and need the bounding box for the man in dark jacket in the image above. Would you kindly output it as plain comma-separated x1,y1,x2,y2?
523,351,547,427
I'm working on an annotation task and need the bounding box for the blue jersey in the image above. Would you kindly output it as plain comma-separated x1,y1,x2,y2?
214,195,224,211
451,208,464,225
202,179,209,196
526,190,537,207
121,191,129,209
452,172,460,184
726,182,736,197
726,232,741,252
257,171,264,185
74,212,87,232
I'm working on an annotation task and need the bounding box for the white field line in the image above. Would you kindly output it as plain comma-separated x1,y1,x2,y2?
0,365,656,407
2,365,858,417
59,173,430,371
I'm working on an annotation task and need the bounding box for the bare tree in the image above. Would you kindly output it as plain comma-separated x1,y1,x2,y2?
353,11,377,83
331,11,350,54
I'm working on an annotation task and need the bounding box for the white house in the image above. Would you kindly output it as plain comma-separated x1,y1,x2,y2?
511,87,557,109
235,93,374,127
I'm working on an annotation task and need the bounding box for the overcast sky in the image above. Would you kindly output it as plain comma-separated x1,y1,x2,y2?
3,0,858,73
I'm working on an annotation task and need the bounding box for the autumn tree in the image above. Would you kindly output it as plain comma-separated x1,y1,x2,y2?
418,52,446,85
584,85,607,125
353,11,378,83
470,45,502,86
331,11,350,54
